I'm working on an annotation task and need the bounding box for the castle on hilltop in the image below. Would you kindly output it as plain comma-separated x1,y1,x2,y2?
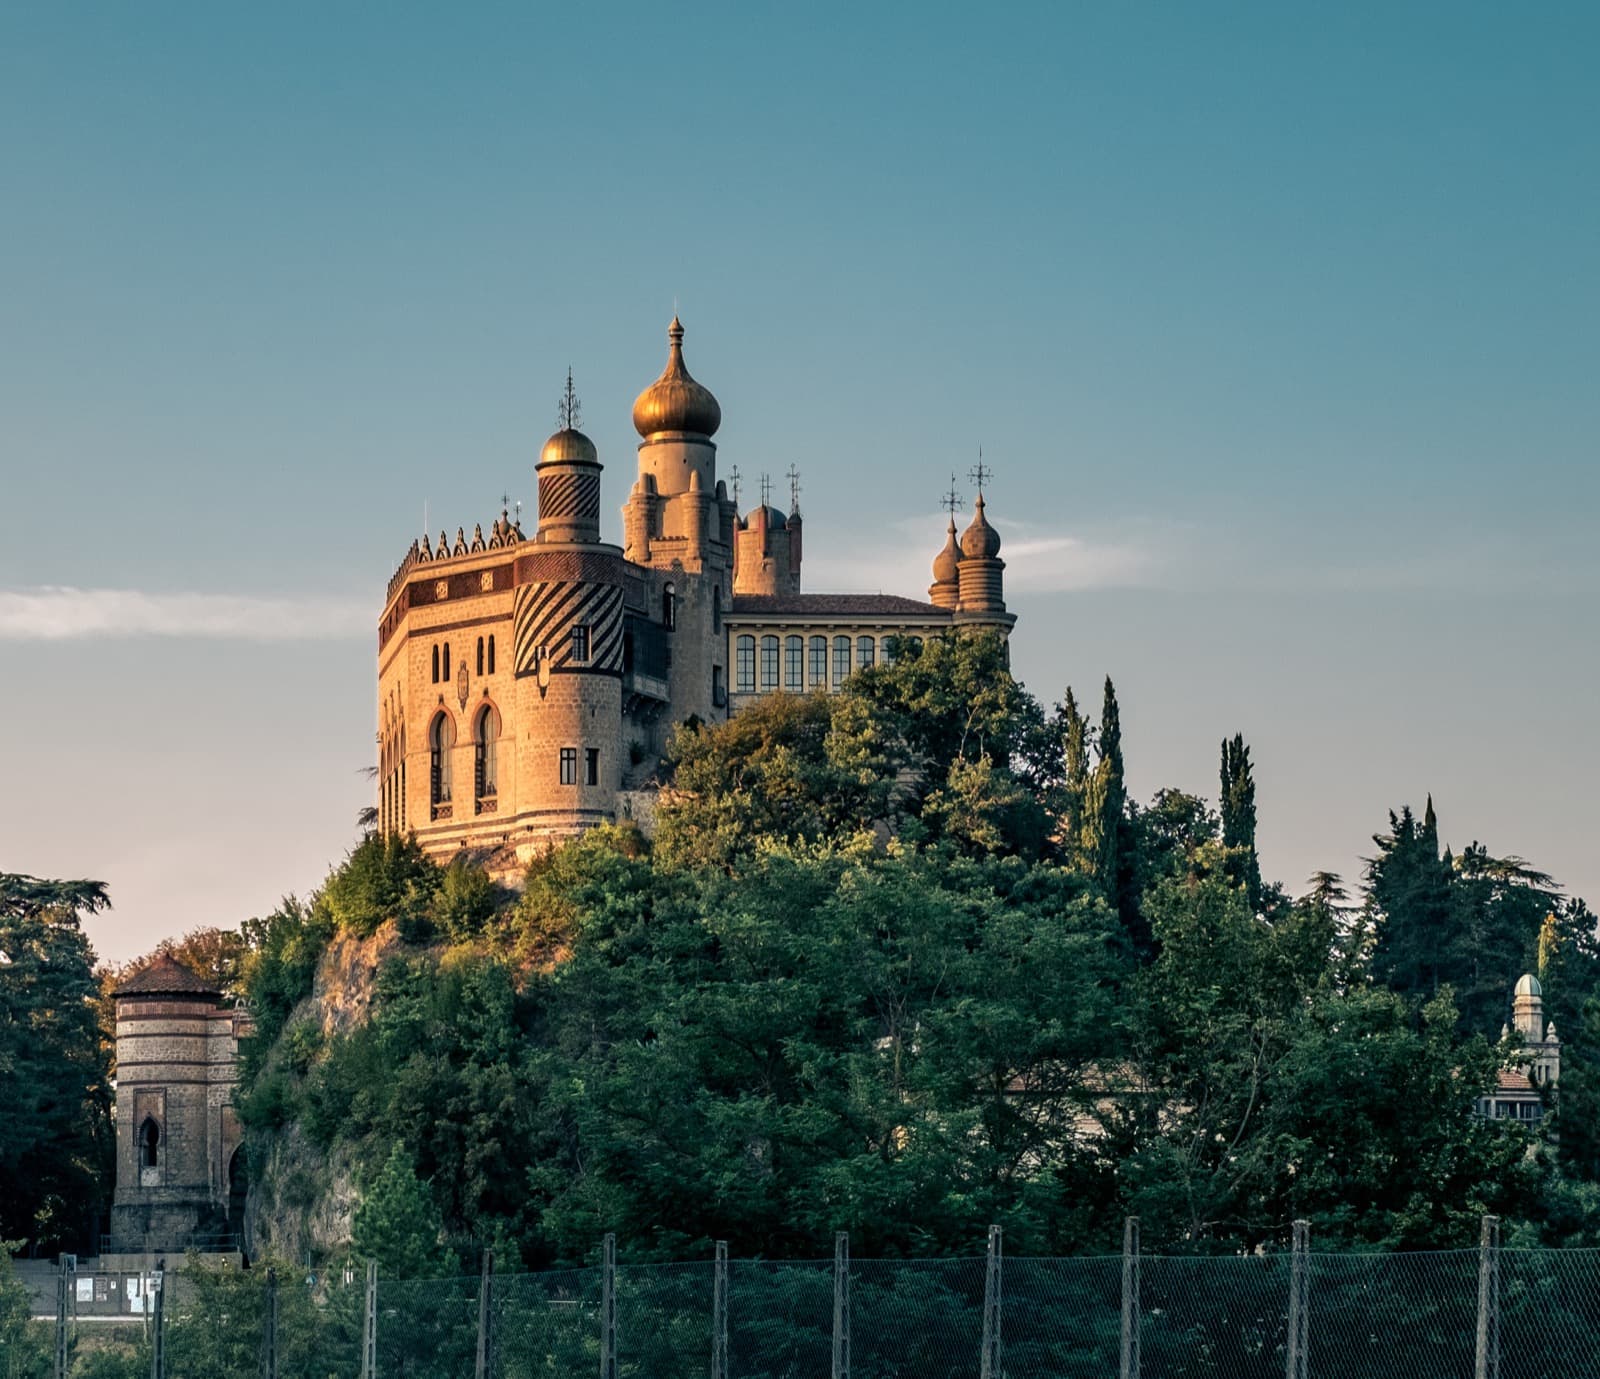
377,319,1017,862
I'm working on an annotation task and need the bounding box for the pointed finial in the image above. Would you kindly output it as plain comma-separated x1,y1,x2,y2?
729,465,742,508
557,369,582,431
785,464,801,515
669,316,684,347
941,472,964,518
968,449,992,495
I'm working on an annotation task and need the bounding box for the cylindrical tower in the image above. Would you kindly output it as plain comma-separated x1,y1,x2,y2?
110,957,238,1253
537,374,604,545
733,503,801,596
956,492,1007,614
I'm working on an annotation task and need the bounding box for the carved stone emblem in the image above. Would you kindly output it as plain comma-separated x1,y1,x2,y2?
456,661,469,710
435,579,449,601
480,570,493,592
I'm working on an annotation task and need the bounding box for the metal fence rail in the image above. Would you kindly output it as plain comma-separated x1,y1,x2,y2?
19,1216,1600,1378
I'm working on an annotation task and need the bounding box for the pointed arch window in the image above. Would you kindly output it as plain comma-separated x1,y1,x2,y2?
487,635,496,675
140,1117,160,1168
431,645,440,683
474,705,499,812
430,713,455,816
442,643,451,681
476,637,485,676
663,583,676,631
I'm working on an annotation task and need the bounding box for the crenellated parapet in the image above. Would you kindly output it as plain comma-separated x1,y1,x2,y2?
385,510,527,604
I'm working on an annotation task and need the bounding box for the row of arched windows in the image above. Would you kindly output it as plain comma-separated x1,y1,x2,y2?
428,705,500,819
733,633,915,694
431,637,498,684
380,725,407,835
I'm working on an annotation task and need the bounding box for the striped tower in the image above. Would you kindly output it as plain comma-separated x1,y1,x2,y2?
510,385,628,842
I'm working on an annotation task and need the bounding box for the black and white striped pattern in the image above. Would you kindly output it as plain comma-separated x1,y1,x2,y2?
514,580,624,675
538,471,601,522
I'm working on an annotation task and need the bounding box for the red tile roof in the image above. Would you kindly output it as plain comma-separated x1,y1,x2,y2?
114,955,221,998
728,594,951,618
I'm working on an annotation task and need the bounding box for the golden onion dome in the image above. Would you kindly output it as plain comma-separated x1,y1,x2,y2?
632,317,722,438
932,519,962,583
960,492,1002,559
539,427,599,467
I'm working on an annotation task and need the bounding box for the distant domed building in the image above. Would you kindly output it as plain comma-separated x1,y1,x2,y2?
375,319,1018,860
1479,972,1561,1125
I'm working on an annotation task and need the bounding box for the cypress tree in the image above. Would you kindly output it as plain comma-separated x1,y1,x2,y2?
1082,677,1148,953
1219,734,1263,911
1059,687,1090,846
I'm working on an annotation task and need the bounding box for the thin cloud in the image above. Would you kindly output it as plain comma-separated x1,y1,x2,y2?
805,513,1174,596
0,587,370,641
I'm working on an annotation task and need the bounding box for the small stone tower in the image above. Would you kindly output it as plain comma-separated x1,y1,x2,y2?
1511,972,1561,1090
109,956,252,1254
733,500,803,596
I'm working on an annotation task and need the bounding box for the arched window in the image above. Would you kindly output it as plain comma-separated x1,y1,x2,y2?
442,643,451,681
398,727,406,829
856,636,875,670
474,705,499,810
833,636,851,687
140,1117,160,1169
809,636,827,688
785,636,803,691
663,583,676,631
712,586,722,634
736,635,755,692
431,645,440,683
487,635,496,675
476,637,485,676
882,636,897,666
760,635,779,690
430,713,455,813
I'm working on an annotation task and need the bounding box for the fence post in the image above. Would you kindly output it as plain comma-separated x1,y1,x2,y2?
1475,1215,1501,1379
476,1247,494,1379
980,1225,1003,1379
149,1261,166,1379
361,1259,377,1379
600,1233,618,1379
1120,1218,1140,1379
711,1241,729,1379
260,1266,279,1379
831,1232,850,1379
1285,1221,1309,1379
53,1254,70,1379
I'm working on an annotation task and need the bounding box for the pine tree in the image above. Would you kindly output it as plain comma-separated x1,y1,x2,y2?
1219,734,1263,911
352,1145,455,1279
1059,687,1090,846
1368,799,1454,1003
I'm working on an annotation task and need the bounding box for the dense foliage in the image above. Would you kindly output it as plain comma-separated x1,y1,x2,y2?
0,877,112,1255
9,631,1600,1273
221,633,1600,1267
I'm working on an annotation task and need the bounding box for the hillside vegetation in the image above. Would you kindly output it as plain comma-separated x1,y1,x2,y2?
222,634,1600,1271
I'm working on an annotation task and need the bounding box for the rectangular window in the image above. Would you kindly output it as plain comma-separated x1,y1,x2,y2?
833,635,851,687
559,748,577,785
881,635,896,666
571,625,591,663
585,747,600,786
856,635,875,670
760,636,779,690
736,635,755,692
713,665,726,707
785,635,803,691
809,636,827,688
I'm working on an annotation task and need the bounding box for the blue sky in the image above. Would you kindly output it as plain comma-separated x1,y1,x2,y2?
2,3,1595,961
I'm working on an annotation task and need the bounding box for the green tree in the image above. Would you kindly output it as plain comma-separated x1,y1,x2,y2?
0,875,112,1253
0,1245,49,1379
352,1146,457,1279
1081,678,1146,952
1219,734,1262,911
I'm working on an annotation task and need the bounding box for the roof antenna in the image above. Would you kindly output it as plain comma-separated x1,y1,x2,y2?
786,464,802,516
968,448,992,495
558,368,582,431
941,472,963,517
729,465,742,510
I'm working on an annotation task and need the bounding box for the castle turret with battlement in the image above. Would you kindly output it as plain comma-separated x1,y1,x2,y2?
376,319,1018,862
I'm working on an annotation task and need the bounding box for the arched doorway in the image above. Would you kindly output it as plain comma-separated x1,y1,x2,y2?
227,1147,248,1249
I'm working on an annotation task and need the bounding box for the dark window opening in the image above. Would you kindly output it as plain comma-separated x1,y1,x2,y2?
487,635,496,675
663,583,676,631
585,747,600,786
572,625,591,662
476,637,484,676
140,1117,160,1168
431,645,440,683
560,748,577,785
443,643,451,680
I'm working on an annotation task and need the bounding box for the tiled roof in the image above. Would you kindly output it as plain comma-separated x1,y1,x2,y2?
728,594,951,618
114,955,220,998
1495,1070,1537,1093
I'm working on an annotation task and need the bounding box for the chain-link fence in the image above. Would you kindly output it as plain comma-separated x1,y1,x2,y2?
19,1218,1600,1379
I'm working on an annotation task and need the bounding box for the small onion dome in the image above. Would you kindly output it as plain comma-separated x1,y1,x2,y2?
539,427,599,467
743,504,788,530
1515,973,1542,997
632,317,722,438
960,492,1002,559
932,519,962,583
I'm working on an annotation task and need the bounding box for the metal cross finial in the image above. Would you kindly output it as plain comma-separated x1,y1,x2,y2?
941,472,963,517
499,492,511,513
557,368,582,430
729,465,742,508
968,449,992,494
760,473,772,507
786,464,801,513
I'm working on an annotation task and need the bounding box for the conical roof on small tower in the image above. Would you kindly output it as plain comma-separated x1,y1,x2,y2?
929,518,962,608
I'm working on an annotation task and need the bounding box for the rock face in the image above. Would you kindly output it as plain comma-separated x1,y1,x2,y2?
244,923,401,1259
